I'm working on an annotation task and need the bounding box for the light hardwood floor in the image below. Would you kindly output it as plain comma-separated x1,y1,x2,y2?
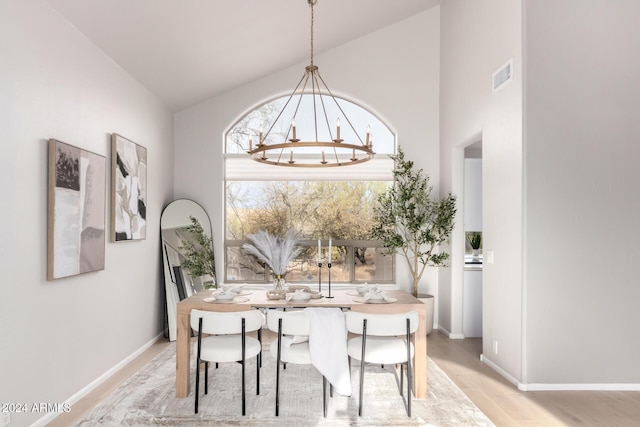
50,331,640,426
427,331,640,427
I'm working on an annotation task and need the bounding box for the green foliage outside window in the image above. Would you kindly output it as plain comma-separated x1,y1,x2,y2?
225,181,391,282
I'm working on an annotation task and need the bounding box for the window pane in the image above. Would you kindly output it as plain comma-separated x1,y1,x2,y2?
225,246,265,282
325,244,349,283
225,181,390,240
354,247,393,282
224,94,395,285
226,95,394,155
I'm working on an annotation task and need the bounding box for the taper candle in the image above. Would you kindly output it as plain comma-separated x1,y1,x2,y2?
328,239,332,263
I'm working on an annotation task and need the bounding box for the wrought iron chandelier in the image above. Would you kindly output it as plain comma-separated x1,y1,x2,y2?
246,0,375,168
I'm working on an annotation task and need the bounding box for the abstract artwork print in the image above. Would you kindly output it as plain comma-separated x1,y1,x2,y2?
47,139,106,280
111,133,147,241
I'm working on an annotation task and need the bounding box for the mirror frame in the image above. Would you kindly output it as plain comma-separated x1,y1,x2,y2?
160,198,215,341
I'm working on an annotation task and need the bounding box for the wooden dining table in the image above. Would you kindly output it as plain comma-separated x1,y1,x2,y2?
175,288,428,398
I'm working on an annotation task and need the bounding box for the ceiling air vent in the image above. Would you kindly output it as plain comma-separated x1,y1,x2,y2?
492,59,513,93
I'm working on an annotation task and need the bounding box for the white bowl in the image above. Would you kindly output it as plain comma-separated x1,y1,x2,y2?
286,291,311,301
214,291,237,300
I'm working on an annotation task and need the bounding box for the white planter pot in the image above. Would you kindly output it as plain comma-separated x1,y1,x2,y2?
417,293,434,335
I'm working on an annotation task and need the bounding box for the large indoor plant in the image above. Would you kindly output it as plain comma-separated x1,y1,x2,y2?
180,216,216,289
370,147,457,297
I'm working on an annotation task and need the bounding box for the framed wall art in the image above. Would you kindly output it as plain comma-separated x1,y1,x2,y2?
47,139,106,280
111,133,147,241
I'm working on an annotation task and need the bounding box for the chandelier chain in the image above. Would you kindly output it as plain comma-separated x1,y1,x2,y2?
309,0,316,67
246,0,375,167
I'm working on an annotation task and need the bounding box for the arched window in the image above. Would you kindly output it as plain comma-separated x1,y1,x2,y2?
224,94,395,285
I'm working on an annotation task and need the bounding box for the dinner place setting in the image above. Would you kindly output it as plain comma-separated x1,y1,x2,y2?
203,283,252,304
347,283,398,304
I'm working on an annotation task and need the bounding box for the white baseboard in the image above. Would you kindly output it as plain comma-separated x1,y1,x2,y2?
480,354,520,387
437,326,465,339
519,382,640,391
480,354,640,391
31,332,164,427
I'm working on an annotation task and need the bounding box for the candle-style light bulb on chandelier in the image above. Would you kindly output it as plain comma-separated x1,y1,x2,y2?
246,0,375,167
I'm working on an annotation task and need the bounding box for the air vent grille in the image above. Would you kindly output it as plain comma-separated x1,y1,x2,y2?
492,59,513,93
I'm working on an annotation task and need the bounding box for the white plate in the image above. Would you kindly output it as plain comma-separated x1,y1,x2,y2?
203,296,250,304
352,296,398,304
346,291,362,296
214,290,251,296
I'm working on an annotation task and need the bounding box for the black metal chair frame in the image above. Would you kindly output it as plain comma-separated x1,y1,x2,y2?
274,315,329,417
355,317,413,417
194,315,262,415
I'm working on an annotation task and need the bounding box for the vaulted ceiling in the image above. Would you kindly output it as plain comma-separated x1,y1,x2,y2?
46,0,440,111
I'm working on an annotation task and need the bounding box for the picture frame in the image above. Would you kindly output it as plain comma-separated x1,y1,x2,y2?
111,133,147,241
47,139,106,280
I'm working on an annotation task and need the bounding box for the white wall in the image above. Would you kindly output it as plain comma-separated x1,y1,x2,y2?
439,0,523,379
524,0,640,385
0,1,174,425
174,10,441,298
441,0,640,389
464,158,483,232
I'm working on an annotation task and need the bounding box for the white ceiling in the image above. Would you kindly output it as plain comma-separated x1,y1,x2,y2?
46,0,440,111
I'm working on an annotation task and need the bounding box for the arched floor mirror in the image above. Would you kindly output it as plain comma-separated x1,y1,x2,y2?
161,199,216,341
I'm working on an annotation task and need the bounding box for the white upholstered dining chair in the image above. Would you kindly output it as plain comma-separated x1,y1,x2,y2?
190,309,264,415
266,309,329,417
345,310,419,417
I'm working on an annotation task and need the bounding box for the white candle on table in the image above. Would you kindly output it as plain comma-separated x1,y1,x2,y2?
328,239,332,263
318,239,321,263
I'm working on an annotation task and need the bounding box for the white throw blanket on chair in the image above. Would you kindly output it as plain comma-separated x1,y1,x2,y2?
304,307,352,396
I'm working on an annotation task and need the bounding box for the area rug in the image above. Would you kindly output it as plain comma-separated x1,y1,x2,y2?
74,343,494,426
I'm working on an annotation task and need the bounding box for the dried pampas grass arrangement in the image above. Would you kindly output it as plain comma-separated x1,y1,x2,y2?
242,229,302,276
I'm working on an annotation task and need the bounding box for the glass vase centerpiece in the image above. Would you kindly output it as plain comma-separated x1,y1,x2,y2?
242,229,301,290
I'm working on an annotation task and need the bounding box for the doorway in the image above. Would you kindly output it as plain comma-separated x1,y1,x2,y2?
463,141,483,338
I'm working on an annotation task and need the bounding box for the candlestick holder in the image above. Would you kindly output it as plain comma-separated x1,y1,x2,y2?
326,262,334,298
317,262,322,293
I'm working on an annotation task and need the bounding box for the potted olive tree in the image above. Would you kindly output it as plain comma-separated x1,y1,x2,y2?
371,147,457,299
